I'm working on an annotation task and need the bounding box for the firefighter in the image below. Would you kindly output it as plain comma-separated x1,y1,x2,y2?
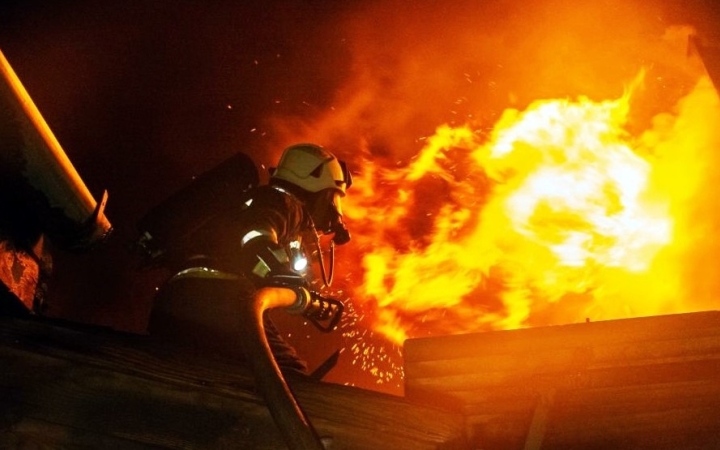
234,142,351,293
148,143,352,375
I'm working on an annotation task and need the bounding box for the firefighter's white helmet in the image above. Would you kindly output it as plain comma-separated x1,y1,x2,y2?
272,143,350,195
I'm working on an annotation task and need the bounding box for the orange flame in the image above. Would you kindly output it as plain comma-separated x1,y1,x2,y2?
343,72,720,345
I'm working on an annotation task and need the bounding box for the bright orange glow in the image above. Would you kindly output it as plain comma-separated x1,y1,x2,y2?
343,72,720,346
268,15,720,385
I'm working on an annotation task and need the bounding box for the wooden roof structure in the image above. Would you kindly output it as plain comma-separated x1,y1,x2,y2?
405,311,720,450
0,310,465,449
3,299,720,449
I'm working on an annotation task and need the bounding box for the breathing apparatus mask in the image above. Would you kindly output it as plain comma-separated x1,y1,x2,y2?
328,161,352,245
308,186,351,246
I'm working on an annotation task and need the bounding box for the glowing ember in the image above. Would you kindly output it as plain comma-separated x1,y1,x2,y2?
342,72,720,346
339,301,403,386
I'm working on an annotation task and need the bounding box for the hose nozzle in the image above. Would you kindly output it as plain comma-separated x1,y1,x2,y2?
286,288,344,333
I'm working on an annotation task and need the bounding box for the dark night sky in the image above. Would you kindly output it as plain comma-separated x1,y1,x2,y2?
1,0,719,394
0,0,357,317
0,0,375,388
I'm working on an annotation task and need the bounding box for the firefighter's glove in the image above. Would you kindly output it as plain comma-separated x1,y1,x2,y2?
301,291,344,333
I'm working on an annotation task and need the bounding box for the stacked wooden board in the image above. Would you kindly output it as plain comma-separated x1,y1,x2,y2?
405,311,720,450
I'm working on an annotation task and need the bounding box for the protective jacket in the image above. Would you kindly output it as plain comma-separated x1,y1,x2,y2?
172,183,316,374
203,184,314,286
147,144,349,376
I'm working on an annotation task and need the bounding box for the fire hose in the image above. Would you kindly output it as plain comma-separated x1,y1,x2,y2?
238,286,343,450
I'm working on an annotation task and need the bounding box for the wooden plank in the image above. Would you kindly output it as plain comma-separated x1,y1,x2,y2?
404,311,720,363
404,311,720,412
544,406,720,450
0,315,466,449
558,379,720,412
406,333,720,380
468,404,720,450
404,311,720,449
0,344,282,449
0,314,260,394
407,358,720,401
0,417,162,450
461,379,720,421
451,379,720,449
293,382,466,449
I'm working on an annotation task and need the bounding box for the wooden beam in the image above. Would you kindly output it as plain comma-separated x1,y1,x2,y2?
404,311,720,449
405,312,720,363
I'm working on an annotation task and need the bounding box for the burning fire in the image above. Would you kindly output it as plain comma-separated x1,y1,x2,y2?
342,71,720,346
259,4,720,390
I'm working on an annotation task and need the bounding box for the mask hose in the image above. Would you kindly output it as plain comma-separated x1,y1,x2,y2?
315,234,334,287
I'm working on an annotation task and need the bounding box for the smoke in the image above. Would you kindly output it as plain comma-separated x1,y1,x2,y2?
267,0,717,163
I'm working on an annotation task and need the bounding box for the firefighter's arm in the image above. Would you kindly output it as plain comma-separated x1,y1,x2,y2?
238,230,307,289
239,230,345,333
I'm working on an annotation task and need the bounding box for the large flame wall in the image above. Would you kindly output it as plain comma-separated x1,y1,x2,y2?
265,0,720,350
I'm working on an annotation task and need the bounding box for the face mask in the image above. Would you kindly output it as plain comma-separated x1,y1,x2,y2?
310,191,351,245
330,215,351,245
